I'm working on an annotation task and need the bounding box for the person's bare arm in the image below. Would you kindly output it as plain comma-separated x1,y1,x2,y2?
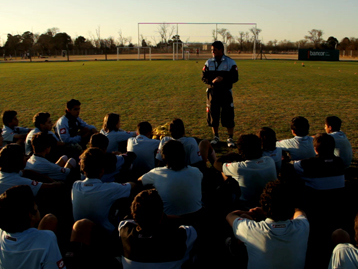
226,210,254,228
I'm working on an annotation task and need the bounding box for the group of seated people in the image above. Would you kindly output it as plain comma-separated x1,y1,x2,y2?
0,98,356,268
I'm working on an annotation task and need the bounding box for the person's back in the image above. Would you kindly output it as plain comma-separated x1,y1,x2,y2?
140,140,202,216
119,189,197,269
218,134,277,208
325,116,352,169
276,116,315,161
71,148,133,233
227,180,309,269
127,122,160,176
258,127,282,174
0,185,65,269
155,119,202,166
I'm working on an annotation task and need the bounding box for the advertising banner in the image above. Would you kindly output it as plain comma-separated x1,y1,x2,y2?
299,49,339,61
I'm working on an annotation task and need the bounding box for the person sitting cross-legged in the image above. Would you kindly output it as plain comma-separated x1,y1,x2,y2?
1,110,32,147
214,134,277,209
226,180,309,269
139,140,203,225
276,116,316,161
119,189,197,268
0,185,65,269
25,132,77,181
71,148,136,234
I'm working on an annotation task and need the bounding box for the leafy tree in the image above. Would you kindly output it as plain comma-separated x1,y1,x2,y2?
325,36,339,49
338,37,350,51
53,33,72,50
74,36,86,50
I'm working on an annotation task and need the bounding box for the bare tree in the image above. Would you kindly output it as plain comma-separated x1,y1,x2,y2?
95,26,101,49
304,29,324,49
117,30,128,46
212,29,217,41
157,23,174,45
237,31,245,51
46,27,60,37
250,27,262,42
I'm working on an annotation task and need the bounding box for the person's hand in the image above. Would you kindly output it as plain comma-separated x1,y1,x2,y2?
249,207,266,221
212,76,223,83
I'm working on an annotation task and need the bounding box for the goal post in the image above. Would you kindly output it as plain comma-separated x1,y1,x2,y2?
138,22,258,60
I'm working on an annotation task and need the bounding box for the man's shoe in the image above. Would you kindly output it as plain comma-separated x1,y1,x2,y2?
210,136,220,145
227,138,235,148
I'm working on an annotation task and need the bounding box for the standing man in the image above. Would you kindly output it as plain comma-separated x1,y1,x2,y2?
202,41,239,147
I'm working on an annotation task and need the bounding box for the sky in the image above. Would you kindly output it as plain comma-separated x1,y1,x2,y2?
1,0,357,46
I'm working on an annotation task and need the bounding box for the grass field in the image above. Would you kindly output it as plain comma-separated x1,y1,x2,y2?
1,60,358,162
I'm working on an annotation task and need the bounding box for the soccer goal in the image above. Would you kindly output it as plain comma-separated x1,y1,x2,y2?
138,22,258,60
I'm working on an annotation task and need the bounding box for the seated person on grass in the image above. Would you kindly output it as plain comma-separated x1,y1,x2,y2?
127,121,160,178
0,144,63,196
89,133,136,183
139,140,203,221
119,189,197,268
226,180,309,269
100,113,136,154
55,99,97,150
71,148,136,234
25,133,76,181
0,185,65,269
257,127,282,175
214,134,277,209
1,110,32,146
276,116,316,161
155,118,203,168
325,116,352,169
25,112,65,156
328,215,358,269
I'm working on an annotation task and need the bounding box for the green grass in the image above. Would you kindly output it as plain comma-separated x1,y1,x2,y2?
1,60,358,161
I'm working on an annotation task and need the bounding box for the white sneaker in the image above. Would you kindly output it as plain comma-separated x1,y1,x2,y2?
227,138,235,148
210,136,220,145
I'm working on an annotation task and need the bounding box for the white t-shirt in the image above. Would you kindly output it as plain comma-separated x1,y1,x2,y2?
141,166,202,215
25,155,70,181
328,243,358,269
233,215,309,269
222,156,277,207
155,136,202,165
329,131,353,169
0,228,65,269
100,129,136,153
2,125,30,146
72,178,131,232
262,148,282,174
0,171,42,196
276,136,316,161
127,135,160,175
25,128,59,155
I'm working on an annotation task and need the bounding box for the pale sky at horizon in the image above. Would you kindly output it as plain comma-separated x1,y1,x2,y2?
1,0,357,46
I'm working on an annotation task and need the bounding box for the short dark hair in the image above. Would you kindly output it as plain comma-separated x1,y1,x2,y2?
257,127,277,151
102,113,120,132
314,133,335,157
66,99,81,110
237,134,262,160
137,121,152,135
31,132,52,153
89,133,109,152
169,118,185,139
260,180,295,221
0,144,25,172
0,185,36,233
161,140,186,171
211,41,224,52
80,148,105,178
325,116,342,132
291,116,309,136
33,112,50,129
2,110,17,126
131,189,163,232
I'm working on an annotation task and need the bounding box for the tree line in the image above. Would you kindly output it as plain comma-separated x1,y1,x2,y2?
1,26,358,57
